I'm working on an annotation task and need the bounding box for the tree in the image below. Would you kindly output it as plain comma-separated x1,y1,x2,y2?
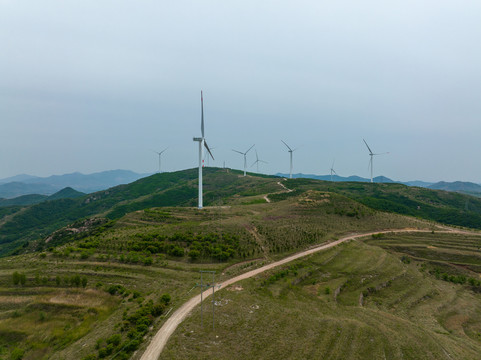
12,271,20,285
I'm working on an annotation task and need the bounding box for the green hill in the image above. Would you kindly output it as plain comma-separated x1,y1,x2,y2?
0,194,48,207
284,178,481,229
4,168,481,258
0,171,481,360
0,168,280,256
47,187,85,201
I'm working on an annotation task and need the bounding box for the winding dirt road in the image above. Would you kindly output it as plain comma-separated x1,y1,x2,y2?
139,227,471,360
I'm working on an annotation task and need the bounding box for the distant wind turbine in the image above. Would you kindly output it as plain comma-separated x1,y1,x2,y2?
193,91,214,209
363,139,389,183
251,150,268,173
151,147,168,173
330,159,337,182
232,144,255,176
281,140,297,179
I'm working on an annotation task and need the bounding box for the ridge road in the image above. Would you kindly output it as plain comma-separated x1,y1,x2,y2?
139,227,472,360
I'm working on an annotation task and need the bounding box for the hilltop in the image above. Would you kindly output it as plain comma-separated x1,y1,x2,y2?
3,168,481,257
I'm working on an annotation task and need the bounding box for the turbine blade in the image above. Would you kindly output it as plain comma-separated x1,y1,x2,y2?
260,160,268,164
281,140,292,151
245,144,255,154
201,90,205,138
363,139,373,154
204,141,214,160
160,147,168,154
232,149,244,155
250,160,258,168
255,149,259,162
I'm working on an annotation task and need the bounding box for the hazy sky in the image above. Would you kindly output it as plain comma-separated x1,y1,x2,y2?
2,1,481,182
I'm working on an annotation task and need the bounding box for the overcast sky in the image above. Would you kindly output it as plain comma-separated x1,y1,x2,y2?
1,1,481,182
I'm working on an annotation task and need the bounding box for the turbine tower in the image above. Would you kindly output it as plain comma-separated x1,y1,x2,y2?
251,150,268,173
152,147,168,173
330,159,337,182
193,91,214,209
363,139,388,183
232,144,255,176
281,140,297,179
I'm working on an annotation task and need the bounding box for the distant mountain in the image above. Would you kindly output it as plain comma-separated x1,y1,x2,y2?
46,187,85,201
275,173,396,183
0,194,48,207
0,170,149,198
275,173,440,188
0,174,41,184
428,181,481,196
403,180,435,187
0,187,86,207
0,182,58,199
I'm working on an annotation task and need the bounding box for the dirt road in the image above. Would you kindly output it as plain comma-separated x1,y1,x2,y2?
139,227,470,360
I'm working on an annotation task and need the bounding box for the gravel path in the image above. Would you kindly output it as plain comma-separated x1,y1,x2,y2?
139,227,473,360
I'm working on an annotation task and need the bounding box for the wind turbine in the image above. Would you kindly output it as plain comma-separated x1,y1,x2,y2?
152,147,168,173
232,144,255,176
363,139,388,183
330,159,337,182
251,150,268,173
203,146,216,166
193,91,214,209
281,140,297,179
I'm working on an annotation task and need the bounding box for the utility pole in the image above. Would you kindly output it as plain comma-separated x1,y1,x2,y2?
195,270,220,331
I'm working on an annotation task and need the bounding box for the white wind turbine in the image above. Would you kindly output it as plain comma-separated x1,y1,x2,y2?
152,147,168,173
193,91,214,209
281,140,297,179
363,139,389,183
251,150,268,173
330,159,337,182
232,144,255,176
203,146,216,166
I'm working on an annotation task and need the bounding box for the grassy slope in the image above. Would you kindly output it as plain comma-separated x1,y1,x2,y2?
0,189,423,360
285,178,481,229
3,168,481,257
160,235,481,360
1,172,481,359
0,168,281,256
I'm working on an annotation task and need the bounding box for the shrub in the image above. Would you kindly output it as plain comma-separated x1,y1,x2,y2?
12,271,21,285
189,249,200,261
70,275,81,287
160,293,171,305
11,348,25,360
82,355,97,360
123,339,140,352
107,334,122,347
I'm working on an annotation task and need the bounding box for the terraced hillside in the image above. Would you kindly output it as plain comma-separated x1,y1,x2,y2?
0,188,423,360
1,170,481,359
160,232,481,360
